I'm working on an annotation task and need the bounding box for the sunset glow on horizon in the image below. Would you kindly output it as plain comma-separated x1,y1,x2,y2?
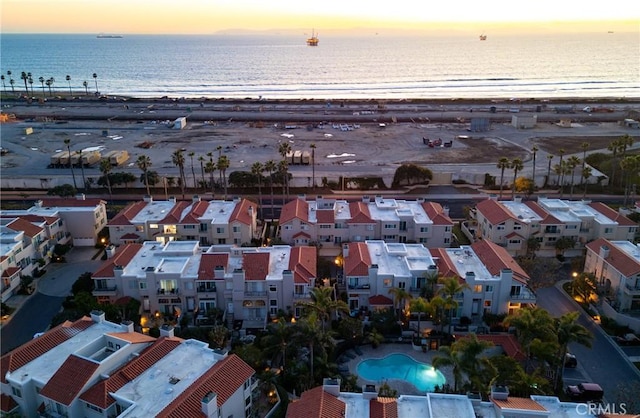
1,0,638,35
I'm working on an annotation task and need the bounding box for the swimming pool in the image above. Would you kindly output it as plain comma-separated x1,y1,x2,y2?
356,353,446,392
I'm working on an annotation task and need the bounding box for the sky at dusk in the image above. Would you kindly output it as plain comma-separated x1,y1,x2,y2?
1,0,638,35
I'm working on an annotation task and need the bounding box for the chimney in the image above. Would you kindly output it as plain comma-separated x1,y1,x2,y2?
90,310,105,323
143,195,153,203
35,200,43,208
201,392,218,418
214,265,225,279
491,385,509,401
363,384,378,400
248,205,253,216
362,195,371,203
121,320,134,333
75,193,86,200
323,378,341,397
514,196,522,203
442,206,450,217
342,243,349,258
599,245,610,259
168,196,176,202
160,324,175,338
105,245,116,259
192,195,201,203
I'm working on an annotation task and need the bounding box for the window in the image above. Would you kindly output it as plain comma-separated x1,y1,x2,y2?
510,286,521,296
445,226,451,232
398,282,406,289
233,226,240,233
485,285,493,292
514,224,522,230
497,224,505,230
216,227,225,234
484,300,492,307
11,386,21,397
604,227,613,234
366,225,374,231
269,285,277,292
184,224,195,229
139,282,147,290
383,279,392,287
420,227,429,233
86,403,103,413
384,224,396,229
474,285,482,293
320,224,332,229
444,238,451,244
200,224,208,232
129,280,137,289
150,224,158,229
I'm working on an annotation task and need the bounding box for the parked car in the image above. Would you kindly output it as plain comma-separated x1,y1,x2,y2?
564,353,577,368
614,333,640,346
565,382,604,402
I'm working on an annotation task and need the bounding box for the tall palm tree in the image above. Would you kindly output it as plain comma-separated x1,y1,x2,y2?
204,160,216,196
567,155,581,198
432,343,464,392
621,155,640,207
38,76,45,97
580,141,589,180
558,148,565,170
216,145,223,186
251,162,264,219
263,318,293,369
188,151,197,189
437,276,469,334
504,307,556,372
455,334,495,394
28,75,33,95
297,286,348,331
217,154,230,199
278,142,292,196
409,297,433,337
545,154,554,188
531,145,538,192
553,311,592,391
65,75,72,95
511,157,524,199
45,78,53,96
554,160,571,198
20,71,28,95
310,143,317,189
136,155,152,196
76,150,87,191
264,160,277,220
63,138,78,190
99,158,113,201
497,157,510,199
198,155,206,192
82,80,88,95
92,73,99,94
9,77,15,94
171,149,186,199
582,165,593,198
388,286,413,321
278,160,289,199
0,75,5,93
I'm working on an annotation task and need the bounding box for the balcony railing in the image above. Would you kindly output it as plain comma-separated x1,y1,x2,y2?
348,284,370,290
294,292,311,299
244,290,267,297
197,285,217,293
93,285,117,294
158,288,180,295
624,283,640,293
510,291,537,301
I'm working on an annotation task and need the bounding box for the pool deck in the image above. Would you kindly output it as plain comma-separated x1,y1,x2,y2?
343,343,455,396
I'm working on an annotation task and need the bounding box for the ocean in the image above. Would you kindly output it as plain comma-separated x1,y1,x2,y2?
0,32,638,100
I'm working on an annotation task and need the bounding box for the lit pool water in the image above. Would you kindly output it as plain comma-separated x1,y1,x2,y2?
356,353,446,392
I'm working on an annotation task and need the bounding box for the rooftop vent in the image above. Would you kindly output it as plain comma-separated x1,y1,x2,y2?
169,377,180,385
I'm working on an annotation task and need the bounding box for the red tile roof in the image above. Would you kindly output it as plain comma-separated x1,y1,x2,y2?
160,201,190,224
198,253,230,280
370,397,399,418
1,267,21,278
92,243,143,278
369,295,393,306
523,201,562,225
289,247,317,284
230,198,255,225
589,201,637,226
286,386,346,418
280,199,309,224
79,337,182,408
181,201,209,224
429,248,466,284
586,238,640,277
119,232,141,240
471,240,530,284
477,334,526,362
475,199,515,225
1,317,95,384
39,354,100,406
348,202,374,224
421,201,454,226
292,231,312,239
316,209,335,224
6,217,44,238
1,214,58,226
492,396,547,412
108,201,147,226
344,242,371,276
0,393,18,413
243,252,270,280
157,354,255,418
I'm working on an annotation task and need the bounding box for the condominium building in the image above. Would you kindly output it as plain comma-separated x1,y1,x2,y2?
0,311,256,418
286,378,606,418
585,238,640,313
279,195,454,253
342,239,535,318
108,196,258,247
472,197,637,257
0,195,107,247
92,241,316,329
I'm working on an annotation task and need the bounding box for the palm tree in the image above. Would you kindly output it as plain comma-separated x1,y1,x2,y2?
531,145,538,192
65,75,72,95
263,318,293,369
297,286,348,331
580,141,589,179
204,159,216,196
92,73,99,94
251,162,264,218
388,287,413,321
264,160,277,220
497,157,510,199
28,75,33,95
198,155,206,191
310,143,317,189
0,75,5,93
45,78,53,96
553,311,592,391
432,344,464,392
9,77,15,94
217,154,230,199
437,276,469,334
76,150,87,191
63,138,78,190
294,311,330,386
620,155,639,207
278,160,289,199
582,165,593,198
171,149,186,199
278,142,292,196
504,307,556,372
99,159,113,200
20,71,29,95
188,151,197,189
136,155,152,196
567,155,581,198
546,155,555,187
409,297,433,337
455,334,495,394
82,80,88,95
554,160,571,198
38,76,45,96
511,157,524,199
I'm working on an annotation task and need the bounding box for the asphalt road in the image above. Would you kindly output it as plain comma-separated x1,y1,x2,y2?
535,285,640,402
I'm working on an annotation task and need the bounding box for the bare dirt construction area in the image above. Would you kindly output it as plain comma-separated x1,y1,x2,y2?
533,135,623,155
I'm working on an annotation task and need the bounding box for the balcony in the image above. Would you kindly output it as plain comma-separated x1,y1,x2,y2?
244,290,267,297
348,284,370,290
510,289,537,301
624,283,640,294
293,292,311,299
158,288,180,295
197,284,217,293
93,285,118,297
